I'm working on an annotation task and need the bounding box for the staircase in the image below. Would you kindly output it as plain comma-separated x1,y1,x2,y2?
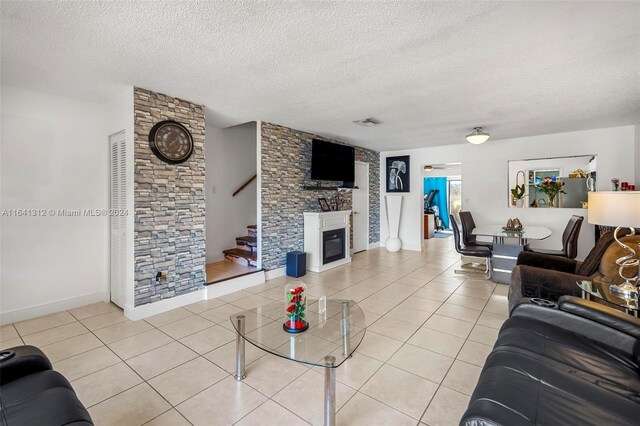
223,225,257,267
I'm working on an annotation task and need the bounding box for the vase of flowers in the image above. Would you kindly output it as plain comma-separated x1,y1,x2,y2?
536,177,565,208
283,282,308,333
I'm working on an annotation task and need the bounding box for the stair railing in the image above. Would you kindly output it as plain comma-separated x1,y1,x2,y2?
232,174,257,197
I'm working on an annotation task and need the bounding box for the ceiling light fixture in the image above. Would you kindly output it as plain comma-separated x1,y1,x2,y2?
466,127,490,145
353,117,381,127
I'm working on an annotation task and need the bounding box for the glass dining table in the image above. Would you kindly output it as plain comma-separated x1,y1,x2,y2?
472,225,552,245
472,225,552,284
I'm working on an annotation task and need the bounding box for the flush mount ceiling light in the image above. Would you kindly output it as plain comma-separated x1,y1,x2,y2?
466,127,490,145
353,117,381,127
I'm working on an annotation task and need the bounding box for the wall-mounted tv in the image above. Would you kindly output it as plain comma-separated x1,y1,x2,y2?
310,139,355,182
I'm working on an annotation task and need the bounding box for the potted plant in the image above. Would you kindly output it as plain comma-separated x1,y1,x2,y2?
510,184,526,208
536,177,566,208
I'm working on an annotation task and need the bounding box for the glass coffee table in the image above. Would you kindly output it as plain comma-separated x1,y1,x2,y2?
577,280,639,317
230,299,366,426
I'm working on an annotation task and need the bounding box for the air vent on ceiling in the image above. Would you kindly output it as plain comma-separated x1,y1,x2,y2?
353,117,381,127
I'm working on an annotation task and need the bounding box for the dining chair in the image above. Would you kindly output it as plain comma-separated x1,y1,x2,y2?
528,215,584,259
459,211,493,250
450,214,492,278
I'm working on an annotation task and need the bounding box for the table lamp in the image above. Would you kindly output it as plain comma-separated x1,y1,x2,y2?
588,192,640,297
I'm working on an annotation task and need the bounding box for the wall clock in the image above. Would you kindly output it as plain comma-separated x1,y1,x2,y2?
148,120,194,164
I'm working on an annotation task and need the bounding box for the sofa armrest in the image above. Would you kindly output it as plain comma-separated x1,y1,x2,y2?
0,345,52,385
516,251,578,273
508,265,586,315
511,300,639,356
558,295,640,339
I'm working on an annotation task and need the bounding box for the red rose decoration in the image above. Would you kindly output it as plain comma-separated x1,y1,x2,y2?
286,305,295,313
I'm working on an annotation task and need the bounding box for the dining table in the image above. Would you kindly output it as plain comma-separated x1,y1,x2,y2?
472,225,552,245
472,225,553,284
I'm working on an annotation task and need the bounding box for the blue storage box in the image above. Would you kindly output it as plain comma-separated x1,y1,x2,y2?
286,251,307,278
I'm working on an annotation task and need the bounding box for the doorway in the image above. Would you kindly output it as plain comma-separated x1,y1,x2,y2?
352,161,369,253
422,163,462,239
109,131,127,308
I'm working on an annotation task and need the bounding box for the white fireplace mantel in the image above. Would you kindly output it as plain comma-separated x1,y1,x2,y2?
303,210,352,272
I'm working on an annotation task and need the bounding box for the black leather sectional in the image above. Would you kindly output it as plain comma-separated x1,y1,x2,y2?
0,345,93,425
460,296,640,425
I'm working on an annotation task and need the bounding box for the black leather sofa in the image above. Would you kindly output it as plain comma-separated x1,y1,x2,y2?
0,345,93,425
460,296,640,425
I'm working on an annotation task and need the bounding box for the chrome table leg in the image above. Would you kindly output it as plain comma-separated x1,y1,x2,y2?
324,356,336,426
234,315,246,380
342,301,350,358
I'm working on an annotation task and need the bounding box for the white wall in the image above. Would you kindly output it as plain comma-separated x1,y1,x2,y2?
380,126,637,259
635,123,640,187
205,122,257,263
1,86,110,322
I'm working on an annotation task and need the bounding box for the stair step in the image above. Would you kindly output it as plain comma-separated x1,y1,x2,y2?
247,225,257,238
223,248,257,261
223,247,258,267
236,236,257,246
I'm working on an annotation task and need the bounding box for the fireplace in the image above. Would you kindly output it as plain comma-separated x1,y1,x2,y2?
322,228,346,264
303,211,351,272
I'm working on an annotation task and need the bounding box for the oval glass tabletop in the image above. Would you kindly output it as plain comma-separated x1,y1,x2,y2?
472,225,552,240
230,299,366,368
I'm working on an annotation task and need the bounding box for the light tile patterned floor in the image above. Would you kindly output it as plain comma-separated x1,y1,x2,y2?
0,238,508,425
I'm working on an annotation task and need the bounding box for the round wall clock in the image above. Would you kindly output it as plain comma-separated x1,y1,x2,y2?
148,120,194,164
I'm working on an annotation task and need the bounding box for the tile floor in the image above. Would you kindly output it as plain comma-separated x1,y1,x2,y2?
206,260,259,283
0,238,508,425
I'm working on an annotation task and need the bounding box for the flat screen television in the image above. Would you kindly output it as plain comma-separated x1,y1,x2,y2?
310,139,355,182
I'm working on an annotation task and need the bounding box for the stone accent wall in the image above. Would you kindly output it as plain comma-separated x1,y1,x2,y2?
133,88,206,306
261,122,380,270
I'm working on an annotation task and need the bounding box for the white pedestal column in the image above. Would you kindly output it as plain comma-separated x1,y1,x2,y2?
385,195,403,252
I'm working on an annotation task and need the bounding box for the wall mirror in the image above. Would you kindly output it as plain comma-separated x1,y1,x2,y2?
508,155,596,209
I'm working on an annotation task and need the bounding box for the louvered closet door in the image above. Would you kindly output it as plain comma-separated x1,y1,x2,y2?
109,132,127,308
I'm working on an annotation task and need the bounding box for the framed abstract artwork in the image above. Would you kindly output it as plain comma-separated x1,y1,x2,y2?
386,155,410,192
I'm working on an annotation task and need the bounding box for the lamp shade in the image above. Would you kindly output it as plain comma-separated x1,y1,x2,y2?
588,192,640,227
465,127,490,145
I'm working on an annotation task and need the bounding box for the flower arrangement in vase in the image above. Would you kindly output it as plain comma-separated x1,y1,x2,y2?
283,283,308,333
535,176,565,208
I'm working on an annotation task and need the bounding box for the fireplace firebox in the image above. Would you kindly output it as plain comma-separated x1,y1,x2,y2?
323,229,346,264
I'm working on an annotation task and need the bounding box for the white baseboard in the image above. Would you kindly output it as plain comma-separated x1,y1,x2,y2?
401,243,422,252
206,271,266,299
206,254,226,264
368,242,381,250
265,267,286,280
1,291,110,325
308,256,352,273
125,288,207,321
377,240,422,252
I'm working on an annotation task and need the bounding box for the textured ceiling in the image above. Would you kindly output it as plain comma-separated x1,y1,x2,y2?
2,1,639,150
